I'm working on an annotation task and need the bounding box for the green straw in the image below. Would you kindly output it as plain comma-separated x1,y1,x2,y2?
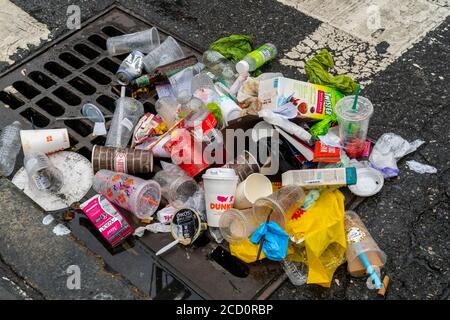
345,85,361,144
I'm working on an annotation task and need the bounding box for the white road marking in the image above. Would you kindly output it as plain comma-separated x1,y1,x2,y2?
0,0,50,64
278,0,450,84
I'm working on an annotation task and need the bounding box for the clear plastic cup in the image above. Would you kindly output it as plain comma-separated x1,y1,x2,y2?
106,27,160,56
153,170,199,204
225,150,260,182
252,185,305,229
142,36,185,73
105,97,144,148
92,169,161,219
344,210,387,277
24,152,64,193
219,208,258,244
155,96,179,127
191,73,219,104
335,96,374,159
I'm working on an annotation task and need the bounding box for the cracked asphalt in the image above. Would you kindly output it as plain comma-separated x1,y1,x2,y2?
1,0,449,300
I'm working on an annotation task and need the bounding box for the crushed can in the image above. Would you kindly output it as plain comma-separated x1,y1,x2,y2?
116,50,145,85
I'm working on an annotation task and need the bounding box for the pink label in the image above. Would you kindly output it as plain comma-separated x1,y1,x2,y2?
362,140,371,157
114,152,127,172
80,195,133,247
316,90,324,114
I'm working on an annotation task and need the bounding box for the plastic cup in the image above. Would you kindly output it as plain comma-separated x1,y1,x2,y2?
252,185,305,229
170,207,208,246
234,173,273,209
202,168,239,227
344,210,387,277
142,36,185,73
20,129,70,155
155,96,179,127
335,96,374,159
105,97,144,148
92,169,161,219
106,27,160,56
91,145,153,174
153,170,199,204
219,208,258,244
24,152,64,193
225,150,260,182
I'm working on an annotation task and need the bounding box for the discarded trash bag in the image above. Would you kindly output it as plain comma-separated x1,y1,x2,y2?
229,238,266,263
285,189,347,287
369,133,425,178
249,221,289,261
305,49,358,96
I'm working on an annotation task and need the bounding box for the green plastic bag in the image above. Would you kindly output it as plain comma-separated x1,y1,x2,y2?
209,34,253,62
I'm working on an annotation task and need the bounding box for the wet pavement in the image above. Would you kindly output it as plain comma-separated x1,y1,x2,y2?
1,0,449,300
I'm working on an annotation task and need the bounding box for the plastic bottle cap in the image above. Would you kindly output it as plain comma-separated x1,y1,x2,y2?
236,60,250,75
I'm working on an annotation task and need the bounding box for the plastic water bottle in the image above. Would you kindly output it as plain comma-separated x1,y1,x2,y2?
0,121,22,177
235,43,277,75
24,152,64,193
202,50,237,87
282,260,307,286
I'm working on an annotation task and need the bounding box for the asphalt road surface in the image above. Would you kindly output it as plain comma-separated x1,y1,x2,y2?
0,0,449,300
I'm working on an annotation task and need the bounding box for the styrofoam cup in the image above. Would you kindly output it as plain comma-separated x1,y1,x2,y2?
234,173,273,209
20,129,70,156
202,168,239,227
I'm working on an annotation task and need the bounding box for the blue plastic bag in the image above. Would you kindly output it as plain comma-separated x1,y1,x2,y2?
250,221,289,261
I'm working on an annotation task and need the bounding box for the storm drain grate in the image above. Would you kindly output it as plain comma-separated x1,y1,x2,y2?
0,6,199,161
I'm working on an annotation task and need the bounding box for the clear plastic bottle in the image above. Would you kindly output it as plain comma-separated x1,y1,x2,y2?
0,121,22,177
282,260,307,286
202,50,237,87
24,152,64,193
235,43,278,75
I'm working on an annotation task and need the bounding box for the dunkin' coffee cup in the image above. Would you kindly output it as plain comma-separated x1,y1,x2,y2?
20,129,70,155
234,173,273,209
91,145,153,174
202,168,239,227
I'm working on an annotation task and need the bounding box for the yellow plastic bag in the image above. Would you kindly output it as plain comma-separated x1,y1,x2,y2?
229,238,265,263
285,189,347,287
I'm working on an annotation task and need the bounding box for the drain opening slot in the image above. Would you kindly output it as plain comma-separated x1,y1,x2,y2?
64,119,92,137
69,135,78,146
0,91,24,109
53,87,82,106
44,62,71,78
102,26,124,37
59,52,86,69
74,43,100,60
68,77,96,95
28,71,56,89
12,81,41,99
36,97,65,116
143,102,157,114
96,95,116,112
91,136,106,145
88,34,107,50
98,58,119,74
84,67,111,85
209,246,250,278
78,147,92,160
20,108,50,127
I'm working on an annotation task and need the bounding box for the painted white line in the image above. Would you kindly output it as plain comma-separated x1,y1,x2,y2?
278,0,450,84
0,0,50,64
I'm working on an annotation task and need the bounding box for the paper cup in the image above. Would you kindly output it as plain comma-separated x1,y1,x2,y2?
202,168,239,227
20,129,70,155
170,207,208,245
234,173,273,209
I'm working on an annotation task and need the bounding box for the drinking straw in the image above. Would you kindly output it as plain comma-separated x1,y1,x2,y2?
156,239,180,256
355,243,383,289
344,85,361,145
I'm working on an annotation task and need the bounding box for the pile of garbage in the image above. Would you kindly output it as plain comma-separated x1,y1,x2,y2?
0,28,437,296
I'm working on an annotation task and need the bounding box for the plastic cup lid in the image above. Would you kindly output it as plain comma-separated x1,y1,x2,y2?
82,103,105,123
335,96,374,121
202,168,238,180
348,167,384,197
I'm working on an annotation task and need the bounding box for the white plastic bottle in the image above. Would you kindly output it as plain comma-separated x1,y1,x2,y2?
0,121,22,176
235,43,278,75
282,260,307,286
